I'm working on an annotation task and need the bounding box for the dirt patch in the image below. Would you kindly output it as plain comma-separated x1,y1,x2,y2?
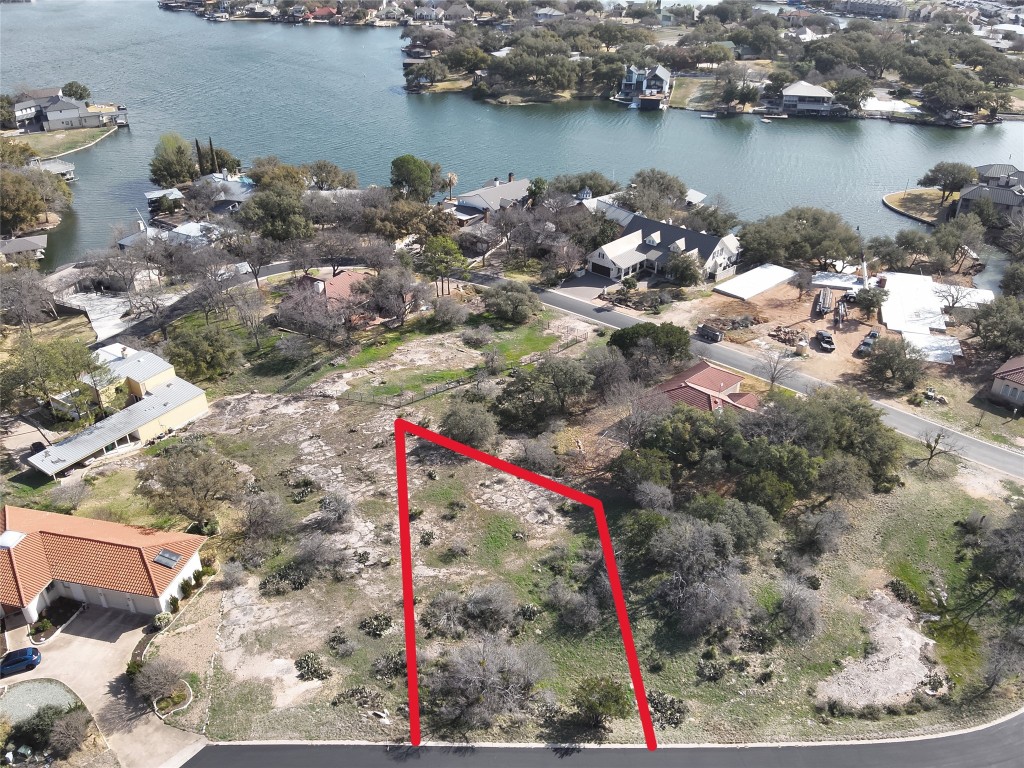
815,590,943,710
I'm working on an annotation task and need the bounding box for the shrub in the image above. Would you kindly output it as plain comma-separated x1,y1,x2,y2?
10,704,64,750
419,529,435,546
126,659,144,679
200,551,217,570
153,612,173,630
193,568,205,588
221,561,247,589
359,612,394,638
572,676,633,728
314,493,353,533
295,651,333,681
440,543,469,562
462,325,495,348
258,573,291,597
326,627,356,658
696,657,727,682
48,708,90,757
179,578,194,599
887,577,920,605
372,650,406,680
647,690,689,729
334,686,385,709
32,618,54,635
547,581,601,633
421,590,467,638
432,296,469,330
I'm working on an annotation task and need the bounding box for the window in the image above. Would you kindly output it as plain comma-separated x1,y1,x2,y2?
1003,384,1011,396
1013,388,1020,400
154,549,181,569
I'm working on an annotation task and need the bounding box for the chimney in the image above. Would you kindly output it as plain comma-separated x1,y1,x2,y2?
120,346,128,358
998,174,1009,187
483,210,490,223
508,172,515,183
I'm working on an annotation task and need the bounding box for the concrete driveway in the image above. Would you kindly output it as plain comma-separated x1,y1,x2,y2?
9,607,205,768
554,272,617,301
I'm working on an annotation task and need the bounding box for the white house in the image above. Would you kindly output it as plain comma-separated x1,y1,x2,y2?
444,173,531,225
0,505,205,623
781,80,835,115
586,215,740,282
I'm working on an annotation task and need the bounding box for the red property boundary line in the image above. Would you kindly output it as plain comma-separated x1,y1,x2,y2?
393,417,657,750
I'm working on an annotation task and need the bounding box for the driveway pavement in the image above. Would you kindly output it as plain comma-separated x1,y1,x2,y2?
8,607,205,768
553,272,617,301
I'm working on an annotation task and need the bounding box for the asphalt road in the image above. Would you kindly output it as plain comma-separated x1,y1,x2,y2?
183,710,1024,767
533,286,1024,480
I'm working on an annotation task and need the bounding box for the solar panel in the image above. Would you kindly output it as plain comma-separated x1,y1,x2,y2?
154,549,181,568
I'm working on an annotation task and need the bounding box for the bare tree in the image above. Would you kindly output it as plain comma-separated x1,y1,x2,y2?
94,246,148,312
239,493,293,541
0,268,58,332
48,708,91,757
616,381,672,447
311,492,353,533
756,346,799,391
920,429,962,470
789,269,813,299
426,640,547,728
934,282,975,312
232,285,267,350
131,658,183,702
182,179,222,222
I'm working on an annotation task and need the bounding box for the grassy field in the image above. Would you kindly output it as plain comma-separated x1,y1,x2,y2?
670,78,701,108
0,314,95,362
19,127,115,157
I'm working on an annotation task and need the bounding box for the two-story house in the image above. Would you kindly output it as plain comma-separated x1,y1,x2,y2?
619,65,671,100
586,215,741,283
780,80,835,116
443,173,531,226
957,164,1024,220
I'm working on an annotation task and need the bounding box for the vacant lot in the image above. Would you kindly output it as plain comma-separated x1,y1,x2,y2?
20,127,115,157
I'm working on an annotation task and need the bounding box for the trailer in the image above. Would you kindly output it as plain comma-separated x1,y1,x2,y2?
815,287,834,316
696,323,725,343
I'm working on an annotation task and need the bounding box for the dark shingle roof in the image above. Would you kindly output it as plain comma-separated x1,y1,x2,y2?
620,215,725,262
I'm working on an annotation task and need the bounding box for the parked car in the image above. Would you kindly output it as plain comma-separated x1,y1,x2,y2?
815,330,836,352
866,329,880,340
30,441,45,454
0,648,41,678
842,291,858,304
857,337,876,356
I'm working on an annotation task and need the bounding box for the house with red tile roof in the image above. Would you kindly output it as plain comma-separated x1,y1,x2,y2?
296,270,368,304
656,360,760,413
0,505,205,623
991,355,1024,410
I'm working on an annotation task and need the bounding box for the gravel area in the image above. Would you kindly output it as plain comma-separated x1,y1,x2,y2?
0,679,80,723
150,582,223,733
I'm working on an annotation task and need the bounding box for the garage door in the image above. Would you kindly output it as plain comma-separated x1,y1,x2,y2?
102,590,132,611
589,263,611,278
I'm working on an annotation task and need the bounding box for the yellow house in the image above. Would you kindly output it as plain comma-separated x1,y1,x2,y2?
30,345,207,477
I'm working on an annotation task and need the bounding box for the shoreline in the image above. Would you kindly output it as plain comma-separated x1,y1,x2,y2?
881,188,947,226
49,126,120,159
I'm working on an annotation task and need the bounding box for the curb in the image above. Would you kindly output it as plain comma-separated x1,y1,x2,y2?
29,602,85,646
154,678,194,720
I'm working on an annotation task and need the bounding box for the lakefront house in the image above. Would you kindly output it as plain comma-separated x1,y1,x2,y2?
9,87,128,132
780,81,836,116
586,215,741,283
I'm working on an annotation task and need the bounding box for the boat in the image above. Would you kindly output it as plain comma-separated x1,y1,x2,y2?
627,102,639,109
763,113,788,119
700,113,718,119
761,118,771,123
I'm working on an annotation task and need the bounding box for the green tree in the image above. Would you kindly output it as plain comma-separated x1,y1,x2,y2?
918,162,978,204
166,325,241,381
149,133,198,188
0,138,36,166
866,336,925,390
933,213,985,270
439,400,498,448
482,280,541,324
391,154,441,202
972,296,1024,357
536,356,593,413
548,171,619,197
405,60,451,88
303,159,357,191
527,177,547,204
418,235,468,296
238,188,314,241
609,447,673,490
621,168,688,221
0,336,94,410
667,252,701,286
137,444,239,532
572,677,634,728
830,76,872,111
739,207,861,271
0,171,45,236
608,322,691,361
856,286,888,318
61,81,91,101
248,156,307,191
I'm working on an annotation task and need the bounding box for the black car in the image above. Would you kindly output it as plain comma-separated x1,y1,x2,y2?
815,330,836,352
857,337,876,356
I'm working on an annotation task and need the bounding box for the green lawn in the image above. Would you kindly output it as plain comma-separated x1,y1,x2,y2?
19,127,115,157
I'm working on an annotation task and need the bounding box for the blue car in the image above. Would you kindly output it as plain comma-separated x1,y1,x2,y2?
0,648,41,677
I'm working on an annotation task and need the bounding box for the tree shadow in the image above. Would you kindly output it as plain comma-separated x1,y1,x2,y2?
95,674,151,735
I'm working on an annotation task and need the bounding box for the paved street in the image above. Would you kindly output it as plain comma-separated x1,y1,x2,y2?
532,285,1024,480
183,708,1024,767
